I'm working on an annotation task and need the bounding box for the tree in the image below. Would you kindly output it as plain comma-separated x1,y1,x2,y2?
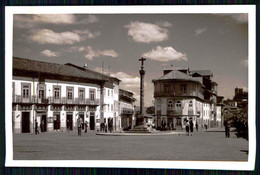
146,106,155,115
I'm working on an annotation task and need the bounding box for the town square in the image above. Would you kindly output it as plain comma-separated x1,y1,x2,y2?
5,6,255,170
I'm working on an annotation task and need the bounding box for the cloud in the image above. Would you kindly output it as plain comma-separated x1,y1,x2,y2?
142,46,187,62
84,46,119,60
125,21,168,43
157,21,172,27
41,49,59,57
240,59,248,67
73,29,100,39
216,14,248,23
14,14,99,27
14,14,75,29
195,27,207,36
110,72,140,88
30,29,81,45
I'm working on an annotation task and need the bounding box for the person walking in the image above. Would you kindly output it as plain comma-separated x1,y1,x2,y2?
189,120,194,135
185,120,190,136
195,122,198,132
224,120,230,138
84,122,88,133
77,117,83,136
35,119,39,134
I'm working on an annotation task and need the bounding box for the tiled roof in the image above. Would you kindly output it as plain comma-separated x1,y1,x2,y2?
65,63,121,83
152,70,203,84
13,57,108,82
190,70,212,76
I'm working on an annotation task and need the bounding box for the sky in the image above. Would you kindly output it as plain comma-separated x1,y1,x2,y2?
13,13,248,107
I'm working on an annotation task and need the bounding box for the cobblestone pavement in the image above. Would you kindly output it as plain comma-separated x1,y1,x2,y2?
13,129,248,161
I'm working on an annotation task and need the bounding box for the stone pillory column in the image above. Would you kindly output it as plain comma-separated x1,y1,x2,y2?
139,57,146,125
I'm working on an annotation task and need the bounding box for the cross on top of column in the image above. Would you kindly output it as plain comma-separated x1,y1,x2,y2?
139,57,146,69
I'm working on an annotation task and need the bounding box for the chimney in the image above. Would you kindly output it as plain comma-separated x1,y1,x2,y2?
83,63,88,69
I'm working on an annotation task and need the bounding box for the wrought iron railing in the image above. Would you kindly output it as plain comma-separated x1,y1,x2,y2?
13,95,99,105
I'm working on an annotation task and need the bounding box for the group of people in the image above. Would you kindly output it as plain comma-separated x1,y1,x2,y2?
100,121,113,133
185,119,197,136
77,117,88,136
161,118,199,134
34,119,45,134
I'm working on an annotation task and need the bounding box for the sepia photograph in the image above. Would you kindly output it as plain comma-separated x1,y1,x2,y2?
5,6,256,170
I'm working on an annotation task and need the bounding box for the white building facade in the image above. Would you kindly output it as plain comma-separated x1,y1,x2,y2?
12,57,120,133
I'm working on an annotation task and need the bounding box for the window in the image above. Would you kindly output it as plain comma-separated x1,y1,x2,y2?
164,84,170,93
180,84,187,94
111,90,113,97
176,101,182,108
78,88,85,100
67,87,74,100
111,104,113,111
22,84,30,99
108,104,110,112
54,86,61,99
108,89,110,97
189,100,193,107
38,84,45,99
90,89,95,100
168,100,173,110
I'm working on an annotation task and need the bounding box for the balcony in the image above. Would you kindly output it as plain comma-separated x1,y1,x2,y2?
13,95,100,106
121,108,134,115
13,95,49,104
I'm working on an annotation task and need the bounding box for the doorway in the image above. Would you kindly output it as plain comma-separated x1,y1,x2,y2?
53,113,60,130
90,112,95,130
22,112,30,133
41,114,47,132
176,117,182,130
66,114,73,131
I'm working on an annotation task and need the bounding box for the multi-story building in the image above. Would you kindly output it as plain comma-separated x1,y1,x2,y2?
12,57,120,133
119,89,135,130
152,67,222,130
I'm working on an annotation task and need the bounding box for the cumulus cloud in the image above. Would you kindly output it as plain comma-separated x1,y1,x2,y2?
142,46,187,62
41,49,59,57
195,27,207,36
216,14,248,23
73,29,100,39
125,21,168,43
30,29,81,45
240,59,248,67
84,46,119,60
110,72,140,88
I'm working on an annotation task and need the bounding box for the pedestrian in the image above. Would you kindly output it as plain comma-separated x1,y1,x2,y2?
224,120,230,138
105,122,107,133
204,124,207,131
84,122,88,133
161,119,166,131
108,121,112,133
77,117,83,136
185,120,190,136
195,122,198,132
35,119,39,134
189,120,194,135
